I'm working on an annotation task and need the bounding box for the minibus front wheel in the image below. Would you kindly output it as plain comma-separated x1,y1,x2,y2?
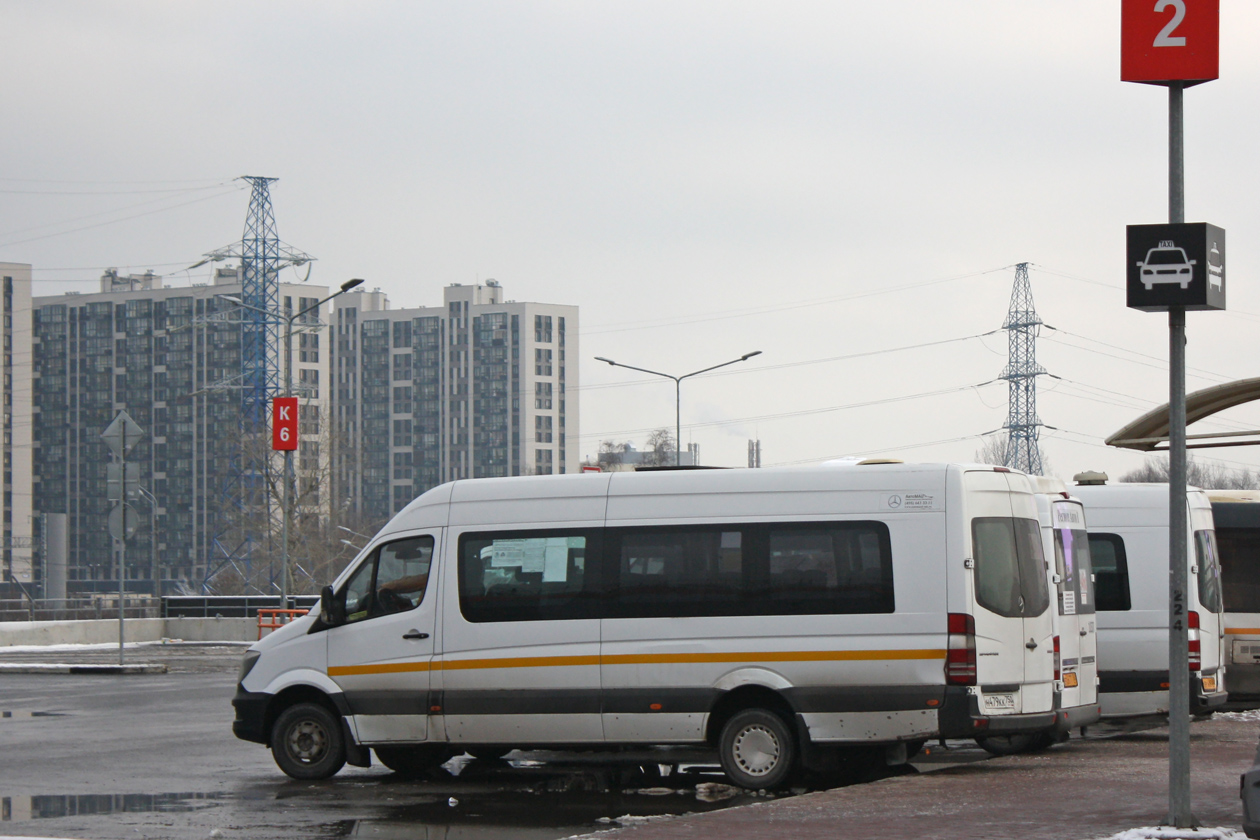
271,702,347,780
718,708,797,790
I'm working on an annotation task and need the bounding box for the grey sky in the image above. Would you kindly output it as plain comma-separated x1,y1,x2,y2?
3,1,1259,479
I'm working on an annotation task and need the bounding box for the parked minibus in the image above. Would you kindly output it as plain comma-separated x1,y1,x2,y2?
976,478,1102,755
1206,490,1260,704
233,462,1057,788
1072,476,1227,719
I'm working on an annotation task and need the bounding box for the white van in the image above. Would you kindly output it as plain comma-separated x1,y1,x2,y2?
233,462,1057,788
973,479,1102,754
1072,478,1227,719
1205,490,1260,704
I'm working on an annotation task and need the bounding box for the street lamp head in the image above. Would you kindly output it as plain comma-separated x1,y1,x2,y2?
341,278,365,293
594,357,616,366
741,351,763,361
217,295,243,305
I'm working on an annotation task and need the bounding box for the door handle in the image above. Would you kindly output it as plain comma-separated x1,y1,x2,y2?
402,630,429,640
1026,638,1038,650
1080,627,1089,636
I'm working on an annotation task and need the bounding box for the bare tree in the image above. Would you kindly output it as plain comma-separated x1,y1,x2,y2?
974,434,1011,467
597,440,629,468
1120,455,1260,490
643,428,677,467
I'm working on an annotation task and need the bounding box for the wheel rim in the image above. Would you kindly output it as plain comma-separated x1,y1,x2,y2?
732,724,780,777
285,718,329,765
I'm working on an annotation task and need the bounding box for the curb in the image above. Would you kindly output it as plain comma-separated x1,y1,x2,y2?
0,663,168,674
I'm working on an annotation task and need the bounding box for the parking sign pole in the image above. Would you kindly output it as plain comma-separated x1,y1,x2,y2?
118,425,127,667
1166,79,1192,829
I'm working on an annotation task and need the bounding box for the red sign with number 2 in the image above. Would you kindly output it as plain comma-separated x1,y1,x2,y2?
273,397,299,451
1122,0,1218,84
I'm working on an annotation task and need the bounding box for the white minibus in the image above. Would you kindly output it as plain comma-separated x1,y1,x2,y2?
233,462,1057,788
1072,477,1227,719
1205,490,1260,704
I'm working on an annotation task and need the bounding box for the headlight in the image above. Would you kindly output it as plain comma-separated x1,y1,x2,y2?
238,650,261,685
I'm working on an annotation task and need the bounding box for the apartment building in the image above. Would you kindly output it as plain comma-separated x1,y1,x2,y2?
31,268,331,593
0,263,33,588
332,281,579,524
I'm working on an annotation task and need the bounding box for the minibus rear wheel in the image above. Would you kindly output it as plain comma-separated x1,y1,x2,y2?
718,708,797,790
271,702,346,780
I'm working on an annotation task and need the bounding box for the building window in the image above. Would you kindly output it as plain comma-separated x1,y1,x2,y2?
534,382,552,409
534,448,554,475
534,314,553,343
534,415,553,443
534,348,552,376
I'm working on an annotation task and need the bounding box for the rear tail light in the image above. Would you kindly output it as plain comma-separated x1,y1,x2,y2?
946,613,977,686
1188,610,1201,672
1053,635,1061,681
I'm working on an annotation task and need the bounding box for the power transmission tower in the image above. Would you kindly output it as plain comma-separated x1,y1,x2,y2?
193,177,313,592
999,262,1047,475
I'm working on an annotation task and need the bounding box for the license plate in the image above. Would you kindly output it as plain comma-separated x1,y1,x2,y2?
982,693,1016,711
1202,676,1217,692
1063,672,1079,688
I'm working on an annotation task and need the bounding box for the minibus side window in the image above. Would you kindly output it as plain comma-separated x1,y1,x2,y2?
1195,530,1223,614
458,531,597,622
615,529,744,617
1218,528,1260,613
765,525,894,615
343,558,375,623
1087,533,1131,612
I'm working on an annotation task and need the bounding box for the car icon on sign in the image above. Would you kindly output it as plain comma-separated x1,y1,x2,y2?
1137,241,1196,290
1207,243,1223,290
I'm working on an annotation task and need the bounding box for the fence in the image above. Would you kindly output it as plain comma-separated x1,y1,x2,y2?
0,595,319,622
0,597,161,623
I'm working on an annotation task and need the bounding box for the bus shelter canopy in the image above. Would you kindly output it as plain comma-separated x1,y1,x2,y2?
1107,377,1260,451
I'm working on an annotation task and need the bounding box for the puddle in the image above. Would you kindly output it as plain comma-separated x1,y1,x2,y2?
1,792,230,821
322,788,760,840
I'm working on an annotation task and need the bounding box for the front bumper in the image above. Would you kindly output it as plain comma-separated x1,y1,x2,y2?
938,686,1057,739
232,687,271,745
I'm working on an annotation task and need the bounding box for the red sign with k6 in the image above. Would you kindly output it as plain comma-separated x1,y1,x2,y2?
1121,0,1218,85
272,397,299,451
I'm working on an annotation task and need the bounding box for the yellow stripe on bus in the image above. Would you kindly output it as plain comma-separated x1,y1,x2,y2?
328,648,946,677
1226,628,1260,635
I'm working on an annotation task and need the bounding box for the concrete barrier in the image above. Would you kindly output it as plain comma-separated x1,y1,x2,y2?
0,617,258,646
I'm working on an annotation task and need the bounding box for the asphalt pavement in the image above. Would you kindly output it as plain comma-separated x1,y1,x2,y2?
0,643,1257,840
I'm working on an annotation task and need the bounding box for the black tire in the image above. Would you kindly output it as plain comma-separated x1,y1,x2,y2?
904,738,927,760
375,745,453,778
271,702,346,780
718,708,797,790
466,746,511,761
975,732,1040,756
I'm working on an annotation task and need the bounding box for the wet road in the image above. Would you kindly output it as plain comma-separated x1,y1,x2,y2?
0,643,964,840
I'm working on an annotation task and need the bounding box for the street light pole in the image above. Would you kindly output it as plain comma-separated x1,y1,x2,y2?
218,277,364,606
594,351,762,466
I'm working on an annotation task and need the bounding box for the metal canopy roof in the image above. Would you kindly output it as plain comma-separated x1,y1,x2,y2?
1107,377,1260,451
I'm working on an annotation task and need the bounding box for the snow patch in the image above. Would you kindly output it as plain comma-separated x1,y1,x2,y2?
1215,709,1260,722
596,814,676,825
1088,828,1246,840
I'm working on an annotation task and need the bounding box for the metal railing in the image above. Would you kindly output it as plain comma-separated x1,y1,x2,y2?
0,597,160,623
0,595,319,622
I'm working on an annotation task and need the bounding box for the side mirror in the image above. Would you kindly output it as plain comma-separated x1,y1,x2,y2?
320,585,345,627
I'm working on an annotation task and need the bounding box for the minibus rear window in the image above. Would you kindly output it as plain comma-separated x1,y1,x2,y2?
971,517,1049,618
1195,530,1223,614
1087,533,1131,612
1054,527,1096,616
1218,528,1260,613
